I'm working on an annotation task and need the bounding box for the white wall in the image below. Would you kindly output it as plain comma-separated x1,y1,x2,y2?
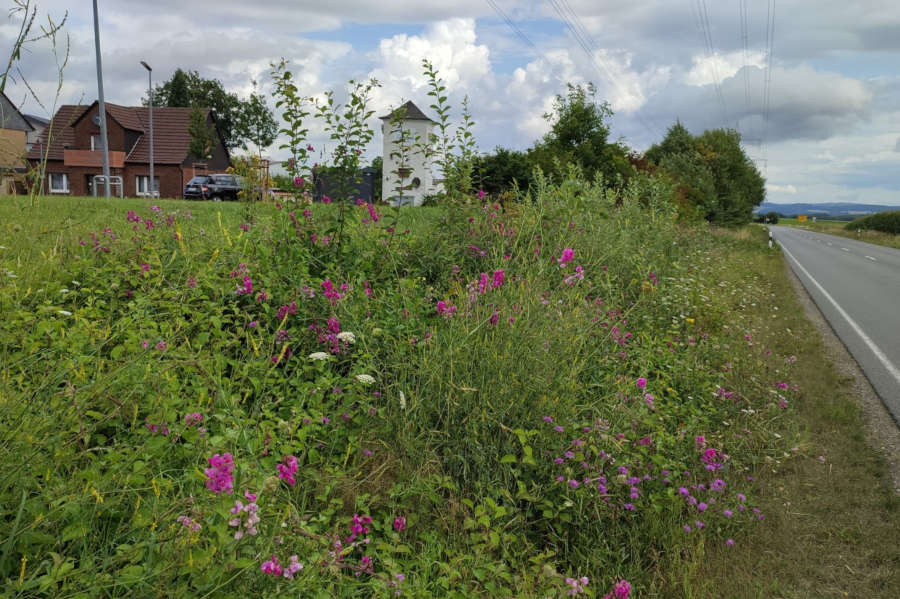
381,119,440,207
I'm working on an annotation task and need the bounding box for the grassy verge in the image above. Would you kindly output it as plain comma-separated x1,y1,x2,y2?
778,217,900,250
687,226,900,598
1,190,897,597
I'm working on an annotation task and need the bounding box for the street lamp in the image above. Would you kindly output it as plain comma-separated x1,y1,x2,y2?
93,0,110,197
140,61,154,198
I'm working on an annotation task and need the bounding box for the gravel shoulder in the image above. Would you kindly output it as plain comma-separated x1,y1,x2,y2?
784,259,900,493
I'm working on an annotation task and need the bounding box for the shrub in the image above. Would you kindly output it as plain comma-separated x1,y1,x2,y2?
845,210,900,234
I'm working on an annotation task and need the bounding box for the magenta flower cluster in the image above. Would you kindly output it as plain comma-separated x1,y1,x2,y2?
204,453,235,494
604,579,631,599
277,455,298,486
261,554,303,579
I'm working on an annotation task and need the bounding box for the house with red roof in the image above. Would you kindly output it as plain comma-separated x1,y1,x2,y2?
27,101,230,198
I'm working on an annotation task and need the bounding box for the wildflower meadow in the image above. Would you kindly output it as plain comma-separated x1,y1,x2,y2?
0,166,819,598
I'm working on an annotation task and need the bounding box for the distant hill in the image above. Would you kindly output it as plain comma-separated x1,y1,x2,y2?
755,202,900,219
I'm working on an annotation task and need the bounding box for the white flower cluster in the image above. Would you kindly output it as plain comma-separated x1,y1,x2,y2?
354,374,375,385
337,331,356,344
308,352,331,361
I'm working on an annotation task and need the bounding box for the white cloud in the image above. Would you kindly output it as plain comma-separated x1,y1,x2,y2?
767,184,797,194
685,50,765,86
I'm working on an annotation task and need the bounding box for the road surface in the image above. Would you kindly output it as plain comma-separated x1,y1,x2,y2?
770,226,900,425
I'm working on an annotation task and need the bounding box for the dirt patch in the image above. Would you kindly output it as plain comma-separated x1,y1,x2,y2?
784,260,900,493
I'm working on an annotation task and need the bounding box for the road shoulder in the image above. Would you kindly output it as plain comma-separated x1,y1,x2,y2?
784,258,900,492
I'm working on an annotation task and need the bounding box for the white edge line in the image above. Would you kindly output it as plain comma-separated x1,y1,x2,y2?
865,256,877,261
780,244,900,386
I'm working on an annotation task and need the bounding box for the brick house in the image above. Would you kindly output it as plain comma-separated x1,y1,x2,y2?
1,90,33,193
26,101,230,198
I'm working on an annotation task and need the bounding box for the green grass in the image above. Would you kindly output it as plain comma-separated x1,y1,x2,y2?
1,189,897,597
687,226,900,598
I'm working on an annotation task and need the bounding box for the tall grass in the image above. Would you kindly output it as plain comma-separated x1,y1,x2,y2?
0,181,821,597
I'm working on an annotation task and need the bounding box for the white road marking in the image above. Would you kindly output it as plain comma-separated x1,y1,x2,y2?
865,255,877,261
780,244,900,388
841,247,849,252
827,242,833,246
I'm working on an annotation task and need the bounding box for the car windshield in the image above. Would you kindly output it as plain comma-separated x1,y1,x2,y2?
187,176,209,185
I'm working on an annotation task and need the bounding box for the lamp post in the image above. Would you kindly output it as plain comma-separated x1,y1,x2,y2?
92,0,110,197
140,61,154,198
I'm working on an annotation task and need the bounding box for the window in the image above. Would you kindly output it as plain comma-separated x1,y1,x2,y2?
91,135,105,151
213,175,236,186
48,173,69,194
136,175,160,197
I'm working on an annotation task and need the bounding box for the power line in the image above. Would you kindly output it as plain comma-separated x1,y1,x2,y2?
546,0,662,140
484,0,568,88
738,0,752,126
692,0,730,129
761,0,776,176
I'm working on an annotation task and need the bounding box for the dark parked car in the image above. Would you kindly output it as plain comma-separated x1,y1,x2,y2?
183,175,212,200
206,174,244,201
184,174,243,201
184,173,275,201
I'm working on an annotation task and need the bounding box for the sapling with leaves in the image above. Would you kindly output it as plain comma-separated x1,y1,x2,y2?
421,59,479,204
270,59,314,201
387,102,421,203
314,78,380,246
422,59,456,201
451,95,478,201
4,0,70,204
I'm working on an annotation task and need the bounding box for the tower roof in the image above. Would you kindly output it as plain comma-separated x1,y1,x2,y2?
379,100,435,123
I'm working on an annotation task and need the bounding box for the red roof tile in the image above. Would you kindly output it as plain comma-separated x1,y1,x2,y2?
27,103,219,165
25,105,88,161
126,107,210,164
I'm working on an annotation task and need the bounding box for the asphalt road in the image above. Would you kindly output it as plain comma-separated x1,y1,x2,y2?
770,226,900,424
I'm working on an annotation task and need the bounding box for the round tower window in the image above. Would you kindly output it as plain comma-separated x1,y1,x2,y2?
411,177,421,189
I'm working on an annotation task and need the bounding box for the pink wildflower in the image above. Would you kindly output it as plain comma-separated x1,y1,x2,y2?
604,580,631,599
277,455,299,486
283,555,304,579
393,516,406,531
557,248,574,265
436,300,457,317
261,555,283,577
204,453,235,494
566,576,589,596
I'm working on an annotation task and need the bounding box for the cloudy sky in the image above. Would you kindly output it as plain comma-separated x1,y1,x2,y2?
4,0,899,205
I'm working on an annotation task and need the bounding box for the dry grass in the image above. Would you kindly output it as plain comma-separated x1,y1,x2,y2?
686,228,900,598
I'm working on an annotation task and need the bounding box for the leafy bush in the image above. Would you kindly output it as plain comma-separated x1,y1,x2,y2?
845,210,900,234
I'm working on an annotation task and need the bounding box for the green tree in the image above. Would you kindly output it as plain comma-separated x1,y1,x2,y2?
161,68,191,108
645,122,765,225
472,147,532,195
235,86,277,159
528,83,633,185
187,106,216,160
151,69,245,149
369,156,383,203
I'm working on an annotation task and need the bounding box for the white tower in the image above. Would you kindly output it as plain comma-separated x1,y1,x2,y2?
379,100,438,207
